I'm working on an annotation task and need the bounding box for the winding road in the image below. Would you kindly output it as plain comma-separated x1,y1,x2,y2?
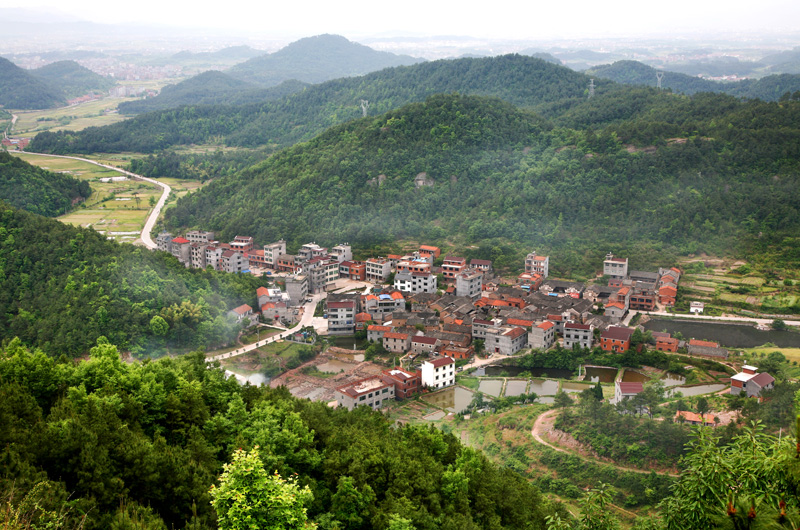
12,152,170,249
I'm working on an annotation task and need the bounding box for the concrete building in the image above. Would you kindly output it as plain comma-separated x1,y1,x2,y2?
171,237,191,266
563,323,593,349
441,256,466,280
229,304,253,322
156,232,173,253
336,376,396,411
263,240,287,268
363,291,405,321
525,251,550,278
528,321,556,350
614,381,643,405
276,254,300,273
331,244,353,263
190,242,209,269
411,336,439,356
230,236,254,253
485,326,528,355
285,274,309,306
297,242,327,262
383,332,411,353
186,230,214,244
382,368,421,400
367,325,392,343
421,356,455,389
603,253,628,280
327,298,357,335
469,259,492,273
339,260,367,281
730,366,775,397
221,250,249,273
455,269,483,300
366,258,392,283
394,271,438,294
205,246,223,271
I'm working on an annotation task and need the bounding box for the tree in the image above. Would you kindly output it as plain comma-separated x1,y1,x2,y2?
149,315,169,336
554,390,573,408
209,448,316,530
772,319,787,331
579,483,620,530
696,396,709,416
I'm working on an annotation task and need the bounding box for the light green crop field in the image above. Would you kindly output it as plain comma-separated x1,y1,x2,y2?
12,98,134,136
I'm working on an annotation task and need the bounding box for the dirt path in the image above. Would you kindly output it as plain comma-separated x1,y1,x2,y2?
531,408,679,478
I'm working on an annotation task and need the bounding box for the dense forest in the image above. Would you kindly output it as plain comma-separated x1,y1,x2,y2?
225,34,423,87
29,54,596,153
30,60,116,99
0,151,91,216
0,56,65,109
0,203,269,357
0,340,565,530
157,93,800,276
118,72,308,114
586,60,800,100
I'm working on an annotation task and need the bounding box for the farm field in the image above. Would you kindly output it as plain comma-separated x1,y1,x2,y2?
11,152,160,242
12,98,134,136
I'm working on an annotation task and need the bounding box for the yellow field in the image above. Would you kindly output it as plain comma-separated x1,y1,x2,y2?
742,347,800,364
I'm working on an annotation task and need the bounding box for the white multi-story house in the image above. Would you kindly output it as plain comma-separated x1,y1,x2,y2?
336,376,396,411
563,323,593,349
421,357,455,389
603,253,628,279
394,271,438,294
366,258,392,283
264,240,287,268
528,321,556,350
525,251,550,278
331,244,352,263
455,268,483,300
327,299,356,335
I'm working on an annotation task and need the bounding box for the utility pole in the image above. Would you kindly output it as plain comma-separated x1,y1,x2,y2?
656,71,664,90
360,99,369,117
588,79,595,99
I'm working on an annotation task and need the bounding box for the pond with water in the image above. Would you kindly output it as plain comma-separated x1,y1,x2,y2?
583,366,618,383
561,381,595,393
505,380,529,397
478,379,504,397
668,383,727,397
661,374,686,387
643,318,800,348
529,379,560,395
483,365,574,379
621,370,651,383
422,386,476,413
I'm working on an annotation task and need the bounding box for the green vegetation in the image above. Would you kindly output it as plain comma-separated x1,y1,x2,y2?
0,151,90,216
30,60,116,99
0,56,65,109
0,203,270,356
0,338,564,529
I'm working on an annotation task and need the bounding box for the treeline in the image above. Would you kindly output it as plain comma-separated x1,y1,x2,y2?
0,339,565,529
0,152,91,216
29,54,594,153
0,203,269,357
158,93,800,276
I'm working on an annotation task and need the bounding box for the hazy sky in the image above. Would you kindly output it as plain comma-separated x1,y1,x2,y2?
6,0,800,40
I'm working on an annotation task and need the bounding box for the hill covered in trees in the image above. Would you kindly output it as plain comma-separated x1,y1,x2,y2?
0,56,65,109
0,152,90,216
586,60,800,101
30,60,116,98
0,203,269,357
161,92,800,276
29,54,596,154
118,72,308,114
226,34,424,86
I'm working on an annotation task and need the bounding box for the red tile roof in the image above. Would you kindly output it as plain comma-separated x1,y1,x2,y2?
328,301,355,309
537,321,555,330
412,336,438,345
503,327,527,339
355,312,372,322
675,410,715,424
750,372,775,387
368,325,392,332
689,339,719,348
384,332,409,340
601,326,634,341
232,304,252,315
428,356,454,367
172,237,189,244
508,318,535,327
565,323,590,330
256,287,270,296
617,382,643,394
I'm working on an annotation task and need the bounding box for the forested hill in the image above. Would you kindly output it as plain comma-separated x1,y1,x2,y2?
0,202,269,356
29,54,596,153
0,56,65,109
117,72,308,114
226,33,424,86
0,340,563,530
0,151,90,216
163,93,800,276
586,60,800,101
30,60,116,98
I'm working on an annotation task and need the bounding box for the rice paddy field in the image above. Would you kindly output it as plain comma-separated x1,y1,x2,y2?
12,98,135,136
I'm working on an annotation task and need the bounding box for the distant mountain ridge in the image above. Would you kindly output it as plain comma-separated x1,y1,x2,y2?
226,34,425,86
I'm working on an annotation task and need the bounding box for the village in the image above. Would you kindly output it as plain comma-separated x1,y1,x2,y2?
155,231,775,418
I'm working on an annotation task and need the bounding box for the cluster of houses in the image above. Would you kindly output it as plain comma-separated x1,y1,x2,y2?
1,137,30,150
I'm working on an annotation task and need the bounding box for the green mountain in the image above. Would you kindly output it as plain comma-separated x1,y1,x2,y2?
29,54,596,154
226,33,424,86
118,71,308,114
30,60,116,98
0,56,65,109
162,93,800,276
0,202,269,356
0,151,90,216
587,60,800,101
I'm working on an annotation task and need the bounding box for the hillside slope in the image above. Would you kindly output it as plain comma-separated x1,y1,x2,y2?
30,60,116,98
162,93,800,275
0,151,90,216
29,54,596,153
227,33,424,86
0,56,65,109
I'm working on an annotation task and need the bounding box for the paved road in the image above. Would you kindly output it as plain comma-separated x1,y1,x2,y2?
13,151,171,249
207,292,326,363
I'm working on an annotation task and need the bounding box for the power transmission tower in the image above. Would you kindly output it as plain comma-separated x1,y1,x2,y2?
360,99,369,117
588,79,595,99
656,71,664,90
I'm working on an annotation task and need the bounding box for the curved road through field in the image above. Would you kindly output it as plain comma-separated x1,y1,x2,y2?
14,152,170,249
